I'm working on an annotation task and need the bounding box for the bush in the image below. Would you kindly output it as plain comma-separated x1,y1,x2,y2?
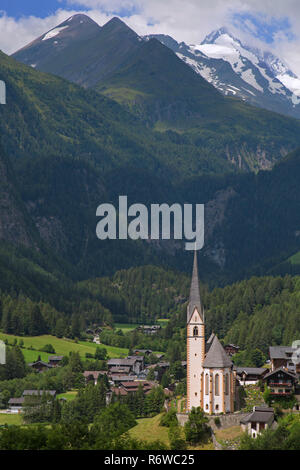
40,344,56,354
184,407,210,444
168,424,187,450
160,409,178,427
214,417,221,427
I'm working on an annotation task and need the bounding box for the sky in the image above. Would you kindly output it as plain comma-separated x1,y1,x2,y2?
0,0,300,75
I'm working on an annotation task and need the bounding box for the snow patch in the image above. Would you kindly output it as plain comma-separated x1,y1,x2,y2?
42,25,69,41
277,74,300,97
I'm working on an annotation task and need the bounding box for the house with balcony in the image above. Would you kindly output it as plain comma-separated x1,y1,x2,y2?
263,367,298,397
269,346,300,374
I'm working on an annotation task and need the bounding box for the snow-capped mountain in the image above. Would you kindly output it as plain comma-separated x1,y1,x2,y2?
145,28,300,119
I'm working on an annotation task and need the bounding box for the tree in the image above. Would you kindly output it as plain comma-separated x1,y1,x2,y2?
250,349,266,367
68,352,83,373
168,424,187,450
94,347,107,360
147,368,155,381
184,407,209,444
263,384,272,407
91,403,136,449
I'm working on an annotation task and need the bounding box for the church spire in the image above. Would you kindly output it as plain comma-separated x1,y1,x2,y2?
187,250,203,323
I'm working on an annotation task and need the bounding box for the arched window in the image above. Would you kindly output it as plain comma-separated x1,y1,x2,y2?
193,326,198,337
205,374,209,395
225,374,229,395
215,374,220,396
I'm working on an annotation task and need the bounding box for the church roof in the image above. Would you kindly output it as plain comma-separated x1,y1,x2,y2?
203,335,232,368
187,251,203,323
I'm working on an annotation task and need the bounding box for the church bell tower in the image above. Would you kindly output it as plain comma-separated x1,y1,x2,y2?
186,251,205,411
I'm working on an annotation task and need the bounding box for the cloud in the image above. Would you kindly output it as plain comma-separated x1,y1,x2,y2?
1,1,300,75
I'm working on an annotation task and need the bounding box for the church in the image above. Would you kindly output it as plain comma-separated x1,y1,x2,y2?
186,251,236,414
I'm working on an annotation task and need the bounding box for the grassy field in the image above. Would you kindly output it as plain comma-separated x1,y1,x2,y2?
289,251,300,265
128,413,170,447
0,413,23,426
114,323,140,333
57,390,78,402
128,413,214,450
156,319,169,328
0,333,128,362
215,425,243,450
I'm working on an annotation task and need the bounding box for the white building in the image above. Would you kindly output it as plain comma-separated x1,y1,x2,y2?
186,251,236,414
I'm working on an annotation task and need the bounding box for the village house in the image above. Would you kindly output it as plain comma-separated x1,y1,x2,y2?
119,380,155,395
269,346,300,373
28,360,54,373
263,367,298,398
240,406,275,438
110,375,137,385
236,367,268,386
83,370,107,385
224,344,240,356
107,356,144,375
137,325,161,335
133,349,152,356
8,397,25,412
22,390,57,398
48,356,64,367
8,390,57,412
109,366,131,376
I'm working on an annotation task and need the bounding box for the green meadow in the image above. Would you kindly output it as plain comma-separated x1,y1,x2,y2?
0,413,23,426
0,333,128,362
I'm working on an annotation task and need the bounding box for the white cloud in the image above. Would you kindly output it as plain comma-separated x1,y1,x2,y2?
0,1,300,75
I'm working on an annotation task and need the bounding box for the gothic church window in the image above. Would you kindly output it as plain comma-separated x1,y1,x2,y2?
193,326,198,336
215,374,220,396
225,374,229,395
205,374,209,395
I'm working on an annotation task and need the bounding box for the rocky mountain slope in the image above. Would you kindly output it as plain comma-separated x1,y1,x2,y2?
146,27,300,119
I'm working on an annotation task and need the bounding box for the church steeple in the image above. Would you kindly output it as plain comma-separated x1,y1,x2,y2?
187,250,203,323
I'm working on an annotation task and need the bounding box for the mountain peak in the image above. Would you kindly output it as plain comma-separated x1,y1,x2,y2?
202,27,231,44
102,16,135,33
62,14,97,25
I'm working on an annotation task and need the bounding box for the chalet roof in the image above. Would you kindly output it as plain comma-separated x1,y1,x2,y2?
236,367,268,376
240,406,274,424
157,362,170,368
28,361,53,368
111,387,128,396
269,346,295,360
110,375,137,382
120,381,154,391
203,335,232,369
8,397,25,405
107,358,138,367
83,370,107,378
127,355,144,362
187,251,203,324
264,366,297,380
22,390,56,397
48,356,64,361
109,366,131,374
133,349,152,354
